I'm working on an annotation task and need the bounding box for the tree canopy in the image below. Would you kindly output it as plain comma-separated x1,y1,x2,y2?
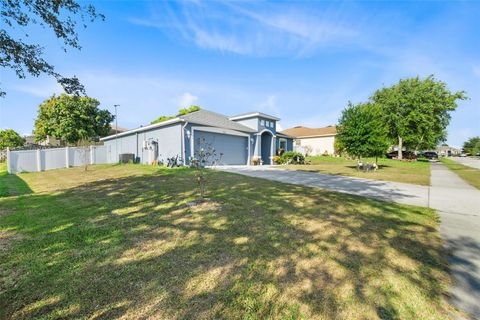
337,102,390,162
463,136,480,155
0,129,25,150
371,76,467,158
1,0,104,96
151,105,201,124
34,94,114,144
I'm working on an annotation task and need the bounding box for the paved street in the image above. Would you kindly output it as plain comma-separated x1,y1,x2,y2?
219,163,480,319
451,157,480,170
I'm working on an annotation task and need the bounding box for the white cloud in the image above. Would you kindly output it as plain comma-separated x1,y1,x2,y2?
178,92,198,108
258,95,280,115
130,2,366,57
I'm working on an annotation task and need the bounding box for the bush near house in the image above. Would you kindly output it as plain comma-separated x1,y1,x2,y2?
280,151,305,164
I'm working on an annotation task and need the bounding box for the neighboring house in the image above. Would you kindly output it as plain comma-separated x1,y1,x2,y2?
23,134,64,147
99,109,294,165
436,145,461,157
280,125,337,156
107,124,129,136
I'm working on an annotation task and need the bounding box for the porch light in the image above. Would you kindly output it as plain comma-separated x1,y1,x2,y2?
186,130,191,139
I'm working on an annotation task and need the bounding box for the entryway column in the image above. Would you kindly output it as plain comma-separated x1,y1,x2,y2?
271,136,276,161
254,134,261,157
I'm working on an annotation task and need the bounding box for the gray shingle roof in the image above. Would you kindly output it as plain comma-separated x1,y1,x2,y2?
180,109,256,133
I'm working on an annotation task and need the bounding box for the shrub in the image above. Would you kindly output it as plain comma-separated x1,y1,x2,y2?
280,151,305,164
272,155,281,164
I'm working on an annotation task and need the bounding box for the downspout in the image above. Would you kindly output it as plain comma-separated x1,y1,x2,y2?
135,132,138,163
181,121,189,166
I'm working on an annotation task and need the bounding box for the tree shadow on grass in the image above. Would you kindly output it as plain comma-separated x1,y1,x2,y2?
0,169,455,319
0,170,32,197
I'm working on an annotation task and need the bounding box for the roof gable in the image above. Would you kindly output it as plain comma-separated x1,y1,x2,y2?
180,109,256,133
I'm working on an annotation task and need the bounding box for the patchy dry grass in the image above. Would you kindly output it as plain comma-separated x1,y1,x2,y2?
441,157,480,190
0,164,456,319
283,156,431,186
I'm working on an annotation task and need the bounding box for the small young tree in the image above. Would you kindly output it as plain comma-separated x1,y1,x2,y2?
76,138,91,171
337,102,390,165
0,129,25,150
189,138,223,201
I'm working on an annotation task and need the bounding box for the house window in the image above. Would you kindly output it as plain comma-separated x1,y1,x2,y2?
279,138,287,150
260,119,265,126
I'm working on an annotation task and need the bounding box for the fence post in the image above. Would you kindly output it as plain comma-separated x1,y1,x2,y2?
36,149,41,172
6,147,11,174
90,146,94,164
65,146,70,168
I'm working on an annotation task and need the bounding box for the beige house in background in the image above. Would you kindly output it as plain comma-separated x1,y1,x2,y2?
281,125,337,156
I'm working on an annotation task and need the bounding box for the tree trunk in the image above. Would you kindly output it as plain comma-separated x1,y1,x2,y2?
398,136,403,160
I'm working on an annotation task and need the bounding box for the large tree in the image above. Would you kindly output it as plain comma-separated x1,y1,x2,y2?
1,0,104,97
371,76,467,159
0,129,25,150
337,102,390,164
463,136,480,155
34,94,114,144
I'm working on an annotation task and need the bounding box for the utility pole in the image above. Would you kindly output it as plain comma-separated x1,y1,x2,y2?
114,104,120,160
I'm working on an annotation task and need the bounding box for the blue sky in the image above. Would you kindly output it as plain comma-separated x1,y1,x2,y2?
1,0,479,147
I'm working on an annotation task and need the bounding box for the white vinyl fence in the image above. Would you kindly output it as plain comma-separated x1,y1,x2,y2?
6,146,109,174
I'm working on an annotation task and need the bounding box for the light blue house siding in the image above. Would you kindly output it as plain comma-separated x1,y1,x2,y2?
100,109,294,166
103,123,182,164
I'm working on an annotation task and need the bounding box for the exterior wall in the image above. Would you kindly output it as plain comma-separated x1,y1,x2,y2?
295,135,336,155
276,138,293,153
234,118,259,131
258,117,276,134
232,116,277,134
103,123,182,164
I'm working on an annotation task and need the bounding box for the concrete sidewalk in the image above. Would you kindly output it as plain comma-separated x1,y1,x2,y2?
430,162,480,319
219,164,480,319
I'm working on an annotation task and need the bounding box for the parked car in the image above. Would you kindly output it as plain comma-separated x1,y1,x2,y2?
386,151,417,160
422,151,438,160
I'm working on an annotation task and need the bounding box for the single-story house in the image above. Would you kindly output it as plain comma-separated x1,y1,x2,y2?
281,125,337,156
100,109,294,165
436,145,461,157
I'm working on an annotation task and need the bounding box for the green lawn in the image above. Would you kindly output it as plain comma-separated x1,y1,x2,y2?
440,158,480,189
283,156,431,186
0,162,32,197
0,164,456,319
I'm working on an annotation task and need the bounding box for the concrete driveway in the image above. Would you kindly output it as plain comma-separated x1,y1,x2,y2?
218,163,480,319
451,157,480,170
